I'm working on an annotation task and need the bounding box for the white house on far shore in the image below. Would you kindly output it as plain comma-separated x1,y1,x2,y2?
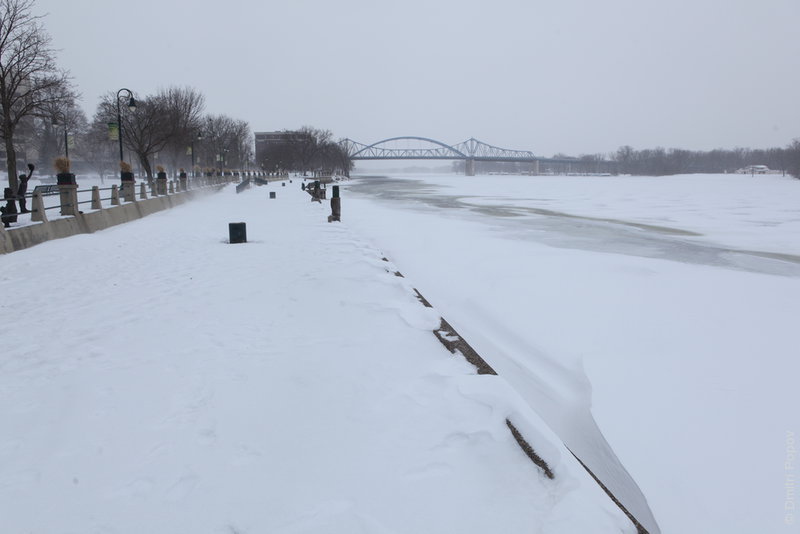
737,165,772,174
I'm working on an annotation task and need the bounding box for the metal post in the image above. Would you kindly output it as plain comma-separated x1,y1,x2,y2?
116,88,136,177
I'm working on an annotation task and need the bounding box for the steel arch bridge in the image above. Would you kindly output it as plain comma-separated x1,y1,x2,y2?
340,136,540,175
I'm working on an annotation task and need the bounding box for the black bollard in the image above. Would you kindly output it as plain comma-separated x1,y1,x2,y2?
328,185,341,222
229,222,247,244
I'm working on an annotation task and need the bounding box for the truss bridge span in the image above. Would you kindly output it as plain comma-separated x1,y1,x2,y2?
341,136,541,176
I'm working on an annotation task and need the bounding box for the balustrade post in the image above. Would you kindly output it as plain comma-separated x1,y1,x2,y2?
121,172,135,202
56,172,78,216
31,191,47,222
91,186,102,210
156,170,167,195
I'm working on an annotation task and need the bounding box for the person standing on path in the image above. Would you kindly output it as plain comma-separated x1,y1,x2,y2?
17,163,35,213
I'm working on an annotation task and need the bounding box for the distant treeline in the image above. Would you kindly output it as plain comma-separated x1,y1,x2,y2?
455,140,800,178
608,143,798,176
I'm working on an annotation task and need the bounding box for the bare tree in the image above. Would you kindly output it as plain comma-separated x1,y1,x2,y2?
295,126,331,174
158,86,205,174
229,118,253,169
199,114,232,171
313,138,352,176
197,114,251,171
96,86,204,179
0,0,73,190
28,90,85,176
105,94,167,179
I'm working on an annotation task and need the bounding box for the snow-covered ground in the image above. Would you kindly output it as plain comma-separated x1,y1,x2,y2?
0,181,635,533
3,171,797,533
343,172,800,534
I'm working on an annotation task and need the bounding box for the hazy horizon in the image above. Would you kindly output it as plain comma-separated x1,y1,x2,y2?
34,0,800,157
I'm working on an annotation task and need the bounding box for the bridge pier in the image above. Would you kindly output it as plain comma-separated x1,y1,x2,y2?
465,158,475,176
531,160,540,175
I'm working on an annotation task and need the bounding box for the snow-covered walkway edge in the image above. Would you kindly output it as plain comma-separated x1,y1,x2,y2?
0,183,637,533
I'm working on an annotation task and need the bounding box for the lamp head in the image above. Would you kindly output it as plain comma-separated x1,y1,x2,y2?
127,97,137,112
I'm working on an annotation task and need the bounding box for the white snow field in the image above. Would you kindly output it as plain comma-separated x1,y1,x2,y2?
0,182,635,534
343,172,800,534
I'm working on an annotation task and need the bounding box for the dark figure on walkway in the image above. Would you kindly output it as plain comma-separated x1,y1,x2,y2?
1,187,19,227
17,163,35,213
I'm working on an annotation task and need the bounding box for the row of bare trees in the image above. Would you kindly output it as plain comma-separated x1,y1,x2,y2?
610,144,800,177
258,126,352,176
26,85,254,183
1,0,73,191
457,141,800,178
1,0,256,189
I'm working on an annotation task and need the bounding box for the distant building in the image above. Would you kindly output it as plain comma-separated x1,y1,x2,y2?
255,131,310,171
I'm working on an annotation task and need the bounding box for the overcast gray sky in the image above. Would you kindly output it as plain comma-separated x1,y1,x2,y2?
35,0,800,157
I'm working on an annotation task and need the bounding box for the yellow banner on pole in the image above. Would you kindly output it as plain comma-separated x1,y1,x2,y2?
108,122,119,141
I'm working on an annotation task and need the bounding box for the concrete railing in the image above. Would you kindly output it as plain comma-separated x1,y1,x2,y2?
0,171,279,254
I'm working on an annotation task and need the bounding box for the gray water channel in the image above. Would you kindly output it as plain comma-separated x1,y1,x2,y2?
348,176,800,277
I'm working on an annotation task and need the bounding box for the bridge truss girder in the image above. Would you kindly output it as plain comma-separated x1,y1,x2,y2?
341,136,537,162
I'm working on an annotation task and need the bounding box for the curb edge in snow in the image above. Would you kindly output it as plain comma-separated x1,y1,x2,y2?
385,258,649,534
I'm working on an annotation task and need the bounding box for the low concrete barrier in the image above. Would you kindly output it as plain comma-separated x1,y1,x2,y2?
0,186,223,254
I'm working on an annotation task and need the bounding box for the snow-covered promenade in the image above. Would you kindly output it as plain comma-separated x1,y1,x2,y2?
0,182,635,533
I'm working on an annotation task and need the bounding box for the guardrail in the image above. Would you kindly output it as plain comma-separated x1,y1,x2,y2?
0,171,289,253
2,171,287,228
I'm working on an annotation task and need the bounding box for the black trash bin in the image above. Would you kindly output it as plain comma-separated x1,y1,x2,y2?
229,222,247,244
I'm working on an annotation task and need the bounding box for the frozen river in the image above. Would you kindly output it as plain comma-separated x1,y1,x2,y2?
347,174,800,277
343,172,800,534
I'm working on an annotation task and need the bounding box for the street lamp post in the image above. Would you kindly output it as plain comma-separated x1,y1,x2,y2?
52,117,69,159
191,132,203,178
116,88,137,176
